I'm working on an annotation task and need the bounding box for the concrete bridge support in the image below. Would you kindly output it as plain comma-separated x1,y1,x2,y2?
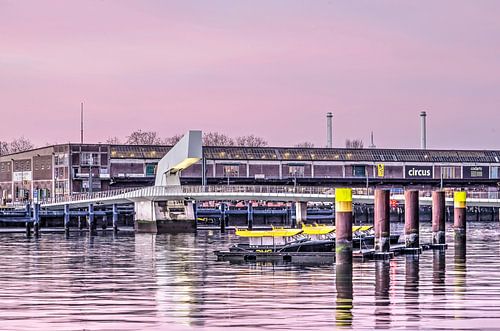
33,203,41,237
134,200,196,234
295,202,307,227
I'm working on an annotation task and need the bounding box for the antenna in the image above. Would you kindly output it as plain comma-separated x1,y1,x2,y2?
80,102,84,144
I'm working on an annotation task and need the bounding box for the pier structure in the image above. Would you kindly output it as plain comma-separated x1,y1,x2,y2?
404,190,420,250
431,191,446,246
454,191,467,240
374,189,390,253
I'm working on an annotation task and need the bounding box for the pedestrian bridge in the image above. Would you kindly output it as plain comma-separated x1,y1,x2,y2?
41,185,500,209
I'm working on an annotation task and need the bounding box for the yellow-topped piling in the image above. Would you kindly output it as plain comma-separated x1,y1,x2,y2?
335,188,353,265
454,191,467,240
335,188,353,212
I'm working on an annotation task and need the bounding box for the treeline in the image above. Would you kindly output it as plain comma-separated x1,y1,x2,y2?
0,137,34,155
107,130,270,147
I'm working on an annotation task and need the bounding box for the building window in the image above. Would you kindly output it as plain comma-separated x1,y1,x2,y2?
289,165,305,177
80,153,99,166
223,165,239,177
441,166,456,179
352,165,366,177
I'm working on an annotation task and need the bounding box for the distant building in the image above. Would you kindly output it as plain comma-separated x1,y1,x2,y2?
1,143,499,203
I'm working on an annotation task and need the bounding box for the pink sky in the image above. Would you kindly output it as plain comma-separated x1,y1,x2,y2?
1,0,500,149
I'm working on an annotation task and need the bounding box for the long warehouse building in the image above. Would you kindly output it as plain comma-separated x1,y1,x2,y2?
1,143,500,203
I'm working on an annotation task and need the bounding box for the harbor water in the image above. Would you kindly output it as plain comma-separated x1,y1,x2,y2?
0,222,499,330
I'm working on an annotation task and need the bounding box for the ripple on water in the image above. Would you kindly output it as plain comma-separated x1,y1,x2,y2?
0,223,499,330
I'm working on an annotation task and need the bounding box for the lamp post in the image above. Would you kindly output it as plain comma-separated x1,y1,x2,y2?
89,154,93,196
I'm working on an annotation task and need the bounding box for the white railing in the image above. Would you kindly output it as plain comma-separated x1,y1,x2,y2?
42,185,500,206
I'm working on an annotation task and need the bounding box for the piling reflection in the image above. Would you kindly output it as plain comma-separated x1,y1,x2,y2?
335,261,353,328
454,236,467,293
432,250,446,294
404,255,420,327
374,260,391,329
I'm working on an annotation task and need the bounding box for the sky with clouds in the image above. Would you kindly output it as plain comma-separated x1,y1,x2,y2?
1,0,499,149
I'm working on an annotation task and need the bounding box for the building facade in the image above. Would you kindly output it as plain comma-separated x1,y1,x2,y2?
1,144,500,204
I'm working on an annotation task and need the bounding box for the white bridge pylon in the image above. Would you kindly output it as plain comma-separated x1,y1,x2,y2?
155,130,202,186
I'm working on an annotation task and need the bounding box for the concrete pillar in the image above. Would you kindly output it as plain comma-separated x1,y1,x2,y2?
374,189,390,252
134,200,157,233
112,204,119,233
247,202,253,230
431,191,446,245
335,188,353,265
291,203,297,228
404,190,419,248
295,202,307,227
64,204,70,236
454,191,466,240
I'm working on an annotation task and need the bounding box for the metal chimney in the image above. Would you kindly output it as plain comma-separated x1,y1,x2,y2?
420,111,427,149
326,112,333,148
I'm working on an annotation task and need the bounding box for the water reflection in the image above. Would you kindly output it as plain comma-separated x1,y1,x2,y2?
1,223,500,330
404,255,420,328
335,262,353,328
374,260,391,329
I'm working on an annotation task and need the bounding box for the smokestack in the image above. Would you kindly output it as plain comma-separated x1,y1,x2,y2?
326,112,333,148
420,111,427,149
81,102,84,144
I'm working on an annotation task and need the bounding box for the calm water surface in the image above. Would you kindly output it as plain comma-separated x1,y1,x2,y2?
0,222,499,330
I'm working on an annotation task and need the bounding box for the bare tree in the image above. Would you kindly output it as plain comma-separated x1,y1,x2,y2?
235,135,268,147
106,136,121,144
126,130,163,145
164,134,183,145
0,141,8,155
345,139,364,149
295,142,315,148
203,132,234,146
9,137,34,153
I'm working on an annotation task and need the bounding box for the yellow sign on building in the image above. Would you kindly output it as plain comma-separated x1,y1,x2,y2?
377,164,385,177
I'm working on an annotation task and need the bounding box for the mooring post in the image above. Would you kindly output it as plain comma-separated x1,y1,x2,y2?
291,202,297,228
25,203,32,238
431,191,446,245
374,189,390,252
404,190,420,249
78,214,83,230
335,188,353,265
33,203,41,237
112,204,119,233
88,203,96,235
454,191,466,241
220,203,226,233
247,201,253,230
64,204,70,236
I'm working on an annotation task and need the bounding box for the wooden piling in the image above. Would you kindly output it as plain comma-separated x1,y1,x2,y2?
64,204,70,236
374,189,390,252
335,188,353,265
220,203,226,233
431,191,446,244
404,190,420,248
454,191,466,240
112,204,119,233
247,202,253,230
